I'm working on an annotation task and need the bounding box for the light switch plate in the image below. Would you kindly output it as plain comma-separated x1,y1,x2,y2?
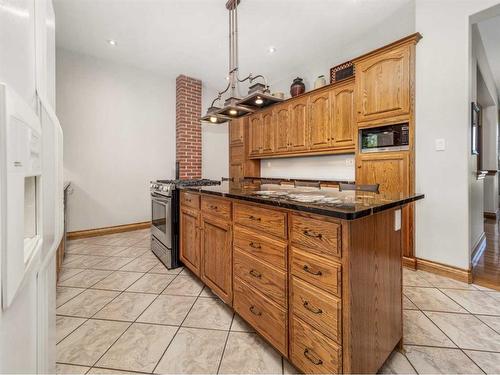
435,138,446,151
394,209,401,231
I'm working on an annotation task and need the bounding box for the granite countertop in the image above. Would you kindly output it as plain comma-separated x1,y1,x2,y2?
180,182,424,220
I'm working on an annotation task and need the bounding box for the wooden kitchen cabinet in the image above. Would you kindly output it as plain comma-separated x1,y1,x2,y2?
331,81,356,149
355,44,411,123
249,114,263,156
356,152,409,195
274,105,290,153
229,118,260,187
179,206,201,276
261,110,275,154
309,90,331,150
200,214,233,304
230,117,244,145
289,97,309,151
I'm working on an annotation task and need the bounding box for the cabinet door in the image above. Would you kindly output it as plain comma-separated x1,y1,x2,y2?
331,82,356,149
356,153,409,194
261,110,275,154
249,114,262,156
289,97,308,151
200,215,232,304
229,163,244,188
230,119,244,145
356,45,410,123
275,105,290,153
309,90,332,150
180,207,200,276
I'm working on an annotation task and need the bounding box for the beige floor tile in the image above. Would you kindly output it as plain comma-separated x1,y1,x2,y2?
404,345,483,374
403,287,467,313
66,244,125,257
62,254,85,266
403,269,432,287
56,316,87,343
473,284,497,292
137,295,196,326
108,237,143,247
120,254,159,272
58,268,86,283
476,315,500,333
163,275,203,297
94,292,156,322
403,295,418,310
485,291,500,300
403,310,456,347
154,327,227,374
418,271,478,290
127,273,176,294
64,255,110,269
425,311,500,351
441,289,500,315
57,287,85,307
199,285,217,298
183,297,233,330
230,313,255,333
90,257,136,271
92,271,144,291
132,238,151,248
379,350,416,374
464,350,500,375
57,290,120,318
113,247,149,258
149,264,183,275
59,269,113,288
56,363,90,374
97,323,177,372
219,332,283,374
56,319,130,366
87,368,137,374
283,358,300,374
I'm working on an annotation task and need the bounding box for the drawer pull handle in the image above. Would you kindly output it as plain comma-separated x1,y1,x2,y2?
303,230,322,239
249,215,261,222
303,264,322,276
249,305,262,316
249,242,262,249
209,205,218,210
185,198,192,202
303,348,323,366
303,300,323,314
249,269,262,278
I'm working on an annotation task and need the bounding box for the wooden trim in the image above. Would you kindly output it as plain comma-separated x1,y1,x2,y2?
402,256,416,270
484,210,499,220
248,146,355,160
68,221,151,240
353,33,422,63
414,258,472,284
471,232,487,266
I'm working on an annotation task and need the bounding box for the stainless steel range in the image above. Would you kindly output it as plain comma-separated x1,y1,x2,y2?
150,178,221,269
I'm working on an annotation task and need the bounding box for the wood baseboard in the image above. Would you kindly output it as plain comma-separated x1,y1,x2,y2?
415,258,472,283
402,256,417,270
484,210,499,220
68,221,151,240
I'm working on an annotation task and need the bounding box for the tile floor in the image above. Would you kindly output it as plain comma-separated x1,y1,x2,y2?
56,229,500,374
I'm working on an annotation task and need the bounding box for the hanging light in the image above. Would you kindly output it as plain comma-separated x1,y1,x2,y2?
201,0,283,124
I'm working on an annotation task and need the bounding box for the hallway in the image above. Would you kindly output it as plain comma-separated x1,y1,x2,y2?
473,218,500,291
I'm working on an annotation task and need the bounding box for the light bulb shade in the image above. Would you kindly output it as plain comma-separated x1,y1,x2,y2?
215,97,254,118
237,91,284,109
200,106,231,124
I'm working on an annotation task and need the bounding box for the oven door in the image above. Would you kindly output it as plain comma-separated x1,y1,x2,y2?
151,193,171,249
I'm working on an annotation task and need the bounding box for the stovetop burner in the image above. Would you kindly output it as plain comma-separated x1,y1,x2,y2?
156,179,221,187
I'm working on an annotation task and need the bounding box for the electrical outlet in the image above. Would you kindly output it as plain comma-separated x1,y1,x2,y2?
346,159,354,166
435,138,446,151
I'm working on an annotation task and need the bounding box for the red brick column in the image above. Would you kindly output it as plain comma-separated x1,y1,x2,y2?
176,75,202,179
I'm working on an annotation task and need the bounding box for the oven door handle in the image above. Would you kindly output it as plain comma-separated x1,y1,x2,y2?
151,194,170,204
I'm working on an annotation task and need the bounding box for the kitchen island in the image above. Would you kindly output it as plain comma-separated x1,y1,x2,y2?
178,182,423,374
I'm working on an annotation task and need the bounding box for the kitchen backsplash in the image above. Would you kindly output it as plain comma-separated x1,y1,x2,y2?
260,154,355,181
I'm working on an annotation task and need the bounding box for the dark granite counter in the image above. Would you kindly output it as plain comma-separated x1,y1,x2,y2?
180,182,424,220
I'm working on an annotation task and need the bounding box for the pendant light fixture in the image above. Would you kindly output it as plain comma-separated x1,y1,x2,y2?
200,0,283,124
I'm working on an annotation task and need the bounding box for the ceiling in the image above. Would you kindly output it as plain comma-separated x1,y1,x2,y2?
54,0,413,91
478,16,500,100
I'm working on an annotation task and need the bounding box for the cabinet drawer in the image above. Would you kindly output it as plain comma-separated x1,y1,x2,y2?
291,276,341,343
234,227,287,269
201,196,231,220
290,213,341,258
234,203,287,239
234,248,286,307
233,278,287,355
291,247,341,297
181,191,200,210
291,317,342,374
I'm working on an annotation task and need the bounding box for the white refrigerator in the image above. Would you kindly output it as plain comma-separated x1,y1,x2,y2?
0,0,62,373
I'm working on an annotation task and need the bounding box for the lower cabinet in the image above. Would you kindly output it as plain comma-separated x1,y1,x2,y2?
179,206,201,276
200,214,233,305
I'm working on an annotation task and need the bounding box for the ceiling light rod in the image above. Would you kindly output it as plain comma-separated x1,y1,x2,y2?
201,0,279,124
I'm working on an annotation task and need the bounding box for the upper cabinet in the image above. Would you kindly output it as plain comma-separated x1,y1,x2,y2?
309,91,331,150
355,44,411,123
230,118,244,145
249,114,263,156
275,105,290,153
331,82,356,149
289,97,309,151
249,109,275,156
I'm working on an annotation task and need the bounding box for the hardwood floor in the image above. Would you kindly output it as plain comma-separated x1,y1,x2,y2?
472,218,500,291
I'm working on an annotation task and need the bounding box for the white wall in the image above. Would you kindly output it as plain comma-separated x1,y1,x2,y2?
57,48,176,231
414,0,499,270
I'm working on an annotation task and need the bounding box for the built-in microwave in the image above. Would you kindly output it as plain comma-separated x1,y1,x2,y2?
360,123,409,153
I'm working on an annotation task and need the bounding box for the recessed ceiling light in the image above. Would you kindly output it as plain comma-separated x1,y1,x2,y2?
268,46,276,53
107,39,117,46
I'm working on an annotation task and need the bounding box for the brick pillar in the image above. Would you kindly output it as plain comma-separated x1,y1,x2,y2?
176,75,202,179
